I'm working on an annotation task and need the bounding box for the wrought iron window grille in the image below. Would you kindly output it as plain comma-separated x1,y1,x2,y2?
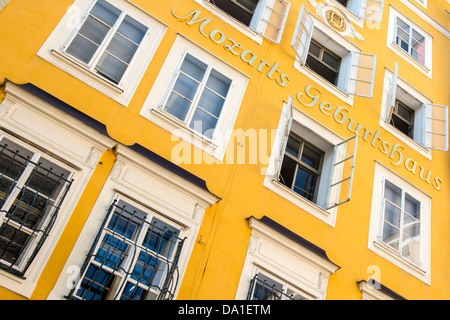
247,274,295,300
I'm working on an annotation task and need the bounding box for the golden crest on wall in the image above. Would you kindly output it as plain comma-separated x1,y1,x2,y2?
308,0,364,40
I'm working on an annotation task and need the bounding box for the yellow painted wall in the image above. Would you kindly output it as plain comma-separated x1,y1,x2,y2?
0,0,448,299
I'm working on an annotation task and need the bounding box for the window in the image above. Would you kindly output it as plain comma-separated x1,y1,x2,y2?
65,0,147,85
381,64,448,152
292,5,377,98
394,17,426,65
387,7,432,75
368,164,431,283
162,53,232,140
37,0,167,105
0,136,73,276
69,199,185,300
247,272,309,300
264,98,358,226
140,35,249,161
380,180,421,266
204,0,290,43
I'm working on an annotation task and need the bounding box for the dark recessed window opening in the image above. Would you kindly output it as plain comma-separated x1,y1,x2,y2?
390,100,415,138
208,0,259,26
306,40,341,86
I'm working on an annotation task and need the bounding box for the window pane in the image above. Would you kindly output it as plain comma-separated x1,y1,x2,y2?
293,167,318,201
8,189,51,229
66,35,100,64
130,251,159,286
397,103,414,123
382,222,399,250
95,52,128,83
104,34,138,64
252,274,283,300
164,92,192,121
206,69,231,97
78,16,110,45
197,88,226,118
322,51,339,71
189,108,219,139
384,180,401,206
301,145,321,170
90,0,121,27
120,282,148,300
95,233,130,269
118,16,147,44
279,155,296,189
308,41,321,58
143,217,179,258
76,264,114,300
0,223,30,266
384,201,401,228
180,54,207,82
172,73,199,102
405,193,420,219
285,136,300,158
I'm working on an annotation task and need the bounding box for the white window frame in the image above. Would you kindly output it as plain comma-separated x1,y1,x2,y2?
235,216,340,300
326,0,385,26
413,0,427,9
139,35,249,161
37,0,167,106
292,6,376,105
0,82,111,298
263,98,357,227
380,66,448,157
193,0,290,44
386,6,432,78
48,144,219,299
368,162,431,284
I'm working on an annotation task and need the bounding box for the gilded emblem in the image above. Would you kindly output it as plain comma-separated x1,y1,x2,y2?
325,10,346,32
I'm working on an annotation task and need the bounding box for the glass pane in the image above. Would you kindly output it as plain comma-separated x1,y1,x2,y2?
104,33,138,64
189,108,219,139
130,251,159,286
90,0,121,27
279,155,296,188
405,193,420,219
403,214,420,238
120,282,148,300
308,41,321,58
206,69,231,97
401,235,420,265
384,201,401,228
8,189,51,229
94,233,129,269
285,136,300,158
197,88,225,118
95,52,128,83
76,264,114,300
143,218,179,258
322,51,339,70
382,222,399,250
164,92,192,121
78,16,110,45
180,54,207,81
252,274,283,300
301,145,321,170
397,103,413,123
0,223,31,265
384,180,402,206
293,167,318,201
66,35,99,64
107,202,145,240
118,15,147,44
172,73,199,101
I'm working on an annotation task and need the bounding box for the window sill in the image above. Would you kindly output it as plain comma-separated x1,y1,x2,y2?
371,241,429,283
193,0,263,44
389,43,432,78
263,178,336,227
380,121,431,160
50,50,125,96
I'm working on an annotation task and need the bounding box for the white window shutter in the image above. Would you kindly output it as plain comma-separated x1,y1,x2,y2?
423,103,449,151
291,4,314,65
325,134,358,210
253,0,291,43
345,51,376,98
359,0,384,23
387,62,399,120
274,96,293,181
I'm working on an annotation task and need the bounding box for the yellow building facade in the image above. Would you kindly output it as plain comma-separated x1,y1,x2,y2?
0,0,448,301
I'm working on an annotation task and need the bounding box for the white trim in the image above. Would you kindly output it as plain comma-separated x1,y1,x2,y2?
0,82,111,298
36,0,167,106
139,34,249,161
358,281,396,300
235,217,339,300
367,162,431,284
